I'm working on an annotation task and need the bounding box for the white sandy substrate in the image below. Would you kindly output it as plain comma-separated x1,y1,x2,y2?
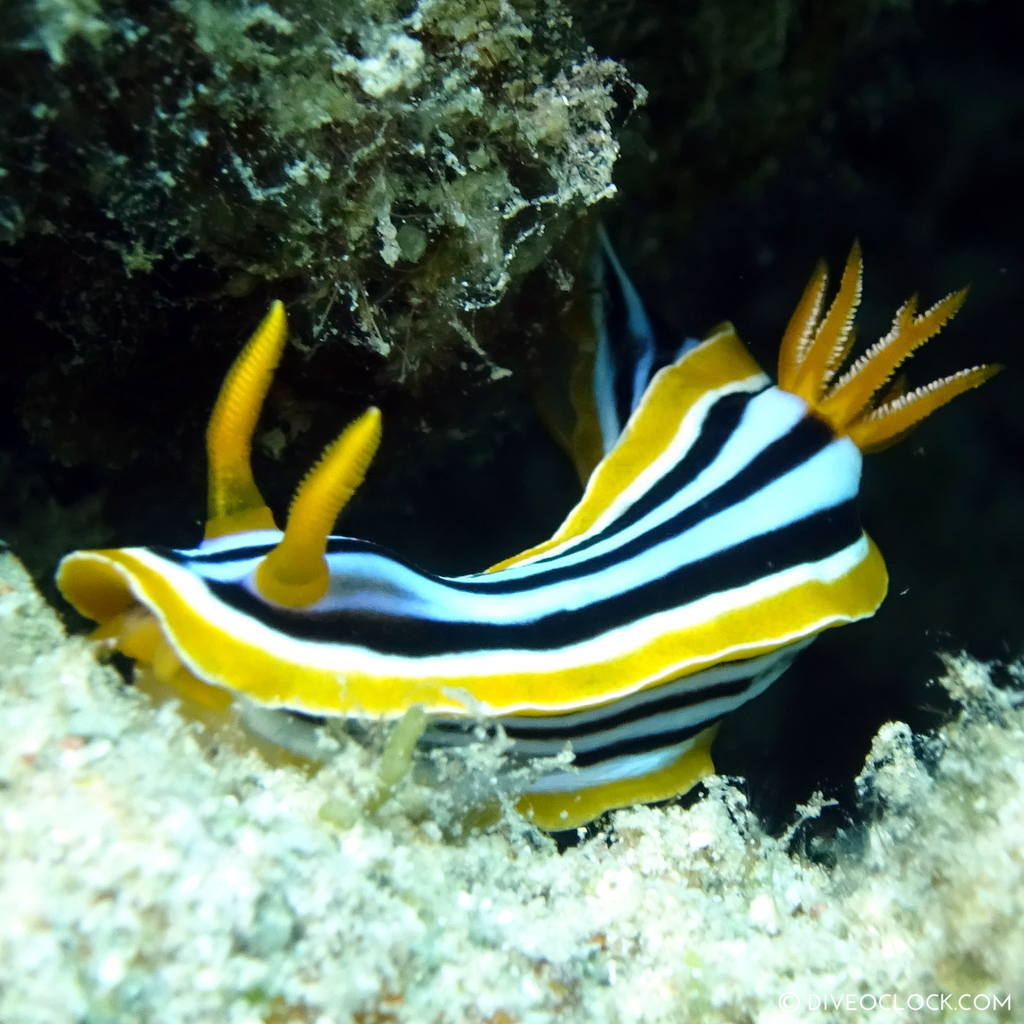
0,548,1021,1023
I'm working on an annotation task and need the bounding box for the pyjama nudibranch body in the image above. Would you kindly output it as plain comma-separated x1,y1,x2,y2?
57,241,998,829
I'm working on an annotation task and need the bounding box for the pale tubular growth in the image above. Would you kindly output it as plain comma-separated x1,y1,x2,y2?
777,244,1000,452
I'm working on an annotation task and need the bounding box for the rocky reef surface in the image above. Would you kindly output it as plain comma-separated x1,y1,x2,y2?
2,548,1021,1023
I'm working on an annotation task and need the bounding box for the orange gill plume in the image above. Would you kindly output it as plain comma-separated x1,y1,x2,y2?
777,242,1000,452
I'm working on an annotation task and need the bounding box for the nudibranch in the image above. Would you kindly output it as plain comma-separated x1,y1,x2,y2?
57,242,997,830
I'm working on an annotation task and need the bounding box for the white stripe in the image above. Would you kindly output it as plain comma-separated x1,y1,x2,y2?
500,643,805,732
196,529,282,558
184,387,815,626
498,370,768,574
501,643,807,757
304,432,862,625
522,737,697,794
423,644,799,756
120,537,870,714
182,399,862,629
476,388,845,590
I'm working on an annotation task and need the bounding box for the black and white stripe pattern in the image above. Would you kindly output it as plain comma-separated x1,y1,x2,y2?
135,375,868,791
423,643,808,793
59,240,986,825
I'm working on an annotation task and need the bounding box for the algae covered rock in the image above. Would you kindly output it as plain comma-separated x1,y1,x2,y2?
2,0,639,485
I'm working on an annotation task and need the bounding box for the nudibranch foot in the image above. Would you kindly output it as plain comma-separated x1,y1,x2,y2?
516,722,718,831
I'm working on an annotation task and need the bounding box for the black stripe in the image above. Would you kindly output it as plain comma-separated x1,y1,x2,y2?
184,542,278,565
516,387,755,570
503,655,792,741
180,388,811,605
196,500,863,656
571,720,708,769
426,653,790,742
454,408,834,594
513,387,813,576
175,388,757,577
426,717,712,771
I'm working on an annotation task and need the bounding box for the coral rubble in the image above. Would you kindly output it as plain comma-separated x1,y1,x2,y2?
1,547,1021,1022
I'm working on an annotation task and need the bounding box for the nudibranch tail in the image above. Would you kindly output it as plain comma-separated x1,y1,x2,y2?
487,323,768,573
204,300,288,540
777,246,1000,451
518,722,718,831
255,406,382,608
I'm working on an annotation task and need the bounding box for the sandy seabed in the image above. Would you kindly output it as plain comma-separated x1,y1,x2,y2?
1,548,1021,1024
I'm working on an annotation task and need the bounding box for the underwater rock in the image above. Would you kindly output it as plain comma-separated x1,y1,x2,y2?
2,0,639,478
